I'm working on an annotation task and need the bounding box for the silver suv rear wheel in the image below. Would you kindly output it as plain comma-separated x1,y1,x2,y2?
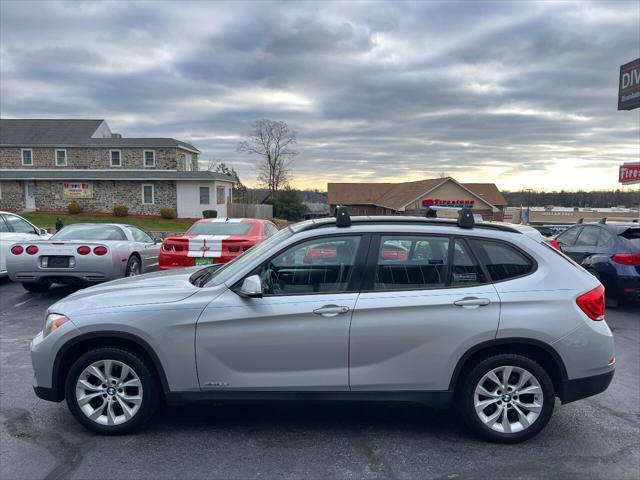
459,353,555,443
474,366,543,434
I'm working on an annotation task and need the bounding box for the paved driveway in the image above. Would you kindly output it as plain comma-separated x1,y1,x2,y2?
1,278,638,480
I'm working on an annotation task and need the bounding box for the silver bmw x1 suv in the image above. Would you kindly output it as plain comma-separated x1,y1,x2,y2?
31,209,614,442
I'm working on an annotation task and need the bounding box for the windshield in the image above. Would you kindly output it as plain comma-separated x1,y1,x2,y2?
187,222,253,236
51,224,126,241
201,226,293,287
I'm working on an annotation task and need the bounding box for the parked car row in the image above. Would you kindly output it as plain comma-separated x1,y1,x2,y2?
3,213,278,292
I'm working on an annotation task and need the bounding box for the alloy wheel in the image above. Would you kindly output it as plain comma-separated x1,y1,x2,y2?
473,365,543,434
127,258,140,276
75,359,143,426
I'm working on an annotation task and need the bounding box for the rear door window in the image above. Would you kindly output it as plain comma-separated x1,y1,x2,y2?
374,235,450,290
451,238,487,286
472,239,534,281
556,227,581,248
575,226,600,247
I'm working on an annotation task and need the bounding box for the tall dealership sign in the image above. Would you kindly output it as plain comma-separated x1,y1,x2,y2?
618,58,640,110
619,163,640,185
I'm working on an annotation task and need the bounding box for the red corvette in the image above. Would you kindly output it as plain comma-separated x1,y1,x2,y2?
159,218,278,270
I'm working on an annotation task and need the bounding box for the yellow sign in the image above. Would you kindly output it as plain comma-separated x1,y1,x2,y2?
63,182,94,198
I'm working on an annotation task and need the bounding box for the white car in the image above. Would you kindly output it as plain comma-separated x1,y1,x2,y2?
0,211,51,277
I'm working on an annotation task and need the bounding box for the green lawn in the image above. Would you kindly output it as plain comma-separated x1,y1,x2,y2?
20,212,195,233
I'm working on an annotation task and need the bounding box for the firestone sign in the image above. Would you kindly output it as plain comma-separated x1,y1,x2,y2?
618,58,640,110
422,198,475,208
619,163,640,185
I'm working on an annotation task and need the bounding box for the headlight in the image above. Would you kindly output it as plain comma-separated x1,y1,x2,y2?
44,313,69,337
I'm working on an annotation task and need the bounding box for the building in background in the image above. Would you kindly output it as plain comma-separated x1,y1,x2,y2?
0,119,234,218
328,177,507,220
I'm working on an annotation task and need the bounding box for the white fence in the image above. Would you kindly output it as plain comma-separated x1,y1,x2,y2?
227,203,273,219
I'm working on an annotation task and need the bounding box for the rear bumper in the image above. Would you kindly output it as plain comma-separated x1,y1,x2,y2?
559,370,614,404
11,271,114,284
615,275,640,302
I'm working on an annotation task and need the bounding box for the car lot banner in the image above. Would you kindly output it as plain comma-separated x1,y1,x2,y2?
63,182,94,198
618,58,640,110
619,163,640,185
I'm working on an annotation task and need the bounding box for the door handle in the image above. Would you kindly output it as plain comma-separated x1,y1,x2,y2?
313,305,350,317
453,297,491,308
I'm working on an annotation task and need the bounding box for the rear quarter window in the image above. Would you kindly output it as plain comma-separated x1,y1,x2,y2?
471,239,535,281
619,228,640,250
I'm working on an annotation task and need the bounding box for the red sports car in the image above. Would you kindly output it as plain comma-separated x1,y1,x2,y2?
159,218,278,270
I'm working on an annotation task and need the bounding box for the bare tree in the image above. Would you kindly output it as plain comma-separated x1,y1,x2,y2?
237,119,298,195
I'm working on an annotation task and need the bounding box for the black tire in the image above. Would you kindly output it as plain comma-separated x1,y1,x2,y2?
458,354,555,443
125,254,141,277
65,347,160,435
22,281,51,293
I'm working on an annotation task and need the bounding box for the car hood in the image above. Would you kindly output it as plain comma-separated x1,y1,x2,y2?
49,267,202,313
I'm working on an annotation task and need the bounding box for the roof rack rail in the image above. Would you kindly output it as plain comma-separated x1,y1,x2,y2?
300,206,521,234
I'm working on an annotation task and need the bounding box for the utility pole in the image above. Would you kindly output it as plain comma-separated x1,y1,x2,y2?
525,188,534,225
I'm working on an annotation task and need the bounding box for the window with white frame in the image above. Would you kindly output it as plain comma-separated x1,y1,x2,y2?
55,149,67,166
216,185,225,204
21,149,33,166
110,150,121,167
142,184,154,204
144,150,155,168
199,186,210,204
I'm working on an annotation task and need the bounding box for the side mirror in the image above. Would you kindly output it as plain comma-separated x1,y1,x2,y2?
238,274,263,298
154,237,163,244
38,228,48,235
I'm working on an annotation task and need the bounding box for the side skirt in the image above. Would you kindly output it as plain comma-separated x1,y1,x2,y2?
165,390,453,408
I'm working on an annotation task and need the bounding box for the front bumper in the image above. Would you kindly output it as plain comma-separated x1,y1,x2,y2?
559,370,614,404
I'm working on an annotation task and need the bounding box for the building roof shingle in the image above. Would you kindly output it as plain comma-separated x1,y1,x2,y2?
328,177,507,210
0,119,105,145
0,119,200,152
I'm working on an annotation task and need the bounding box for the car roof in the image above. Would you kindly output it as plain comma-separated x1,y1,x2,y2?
292,215,522,235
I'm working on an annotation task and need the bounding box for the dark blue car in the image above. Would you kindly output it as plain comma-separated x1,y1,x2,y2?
556,221,640,306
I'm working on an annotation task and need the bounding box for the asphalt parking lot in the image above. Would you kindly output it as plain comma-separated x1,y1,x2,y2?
1,278,638,480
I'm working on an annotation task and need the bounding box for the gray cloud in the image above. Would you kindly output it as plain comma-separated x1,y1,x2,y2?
1,0,639,190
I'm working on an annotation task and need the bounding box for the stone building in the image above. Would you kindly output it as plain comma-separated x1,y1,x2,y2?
328,177,508,221
0,119,234,218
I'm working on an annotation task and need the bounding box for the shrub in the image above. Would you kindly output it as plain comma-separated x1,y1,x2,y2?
202,210,218,219
160,207,177,219
113,204,128,217
67,202,81,214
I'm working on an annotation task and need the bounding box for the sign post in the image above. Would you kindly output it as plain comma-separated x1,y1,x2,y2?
618,58,640,110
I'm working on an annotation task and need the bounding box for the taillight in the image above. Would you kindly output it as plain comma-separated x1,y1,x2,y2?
549,239,561,251
162,240,185,252
25,245,39,255
576,285,605,321
11,245,24,255
77,246,91,255
93,246,108,256
611,253,640,266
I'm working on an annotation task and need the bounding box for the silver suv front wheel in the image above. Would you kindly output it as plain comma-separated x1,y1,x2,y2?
459,354,555,443
75,359,143,426
65,347,160,434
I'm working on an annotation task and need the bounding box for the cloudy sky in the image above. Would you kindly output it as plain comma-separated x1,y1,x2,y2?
1,0,639,191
